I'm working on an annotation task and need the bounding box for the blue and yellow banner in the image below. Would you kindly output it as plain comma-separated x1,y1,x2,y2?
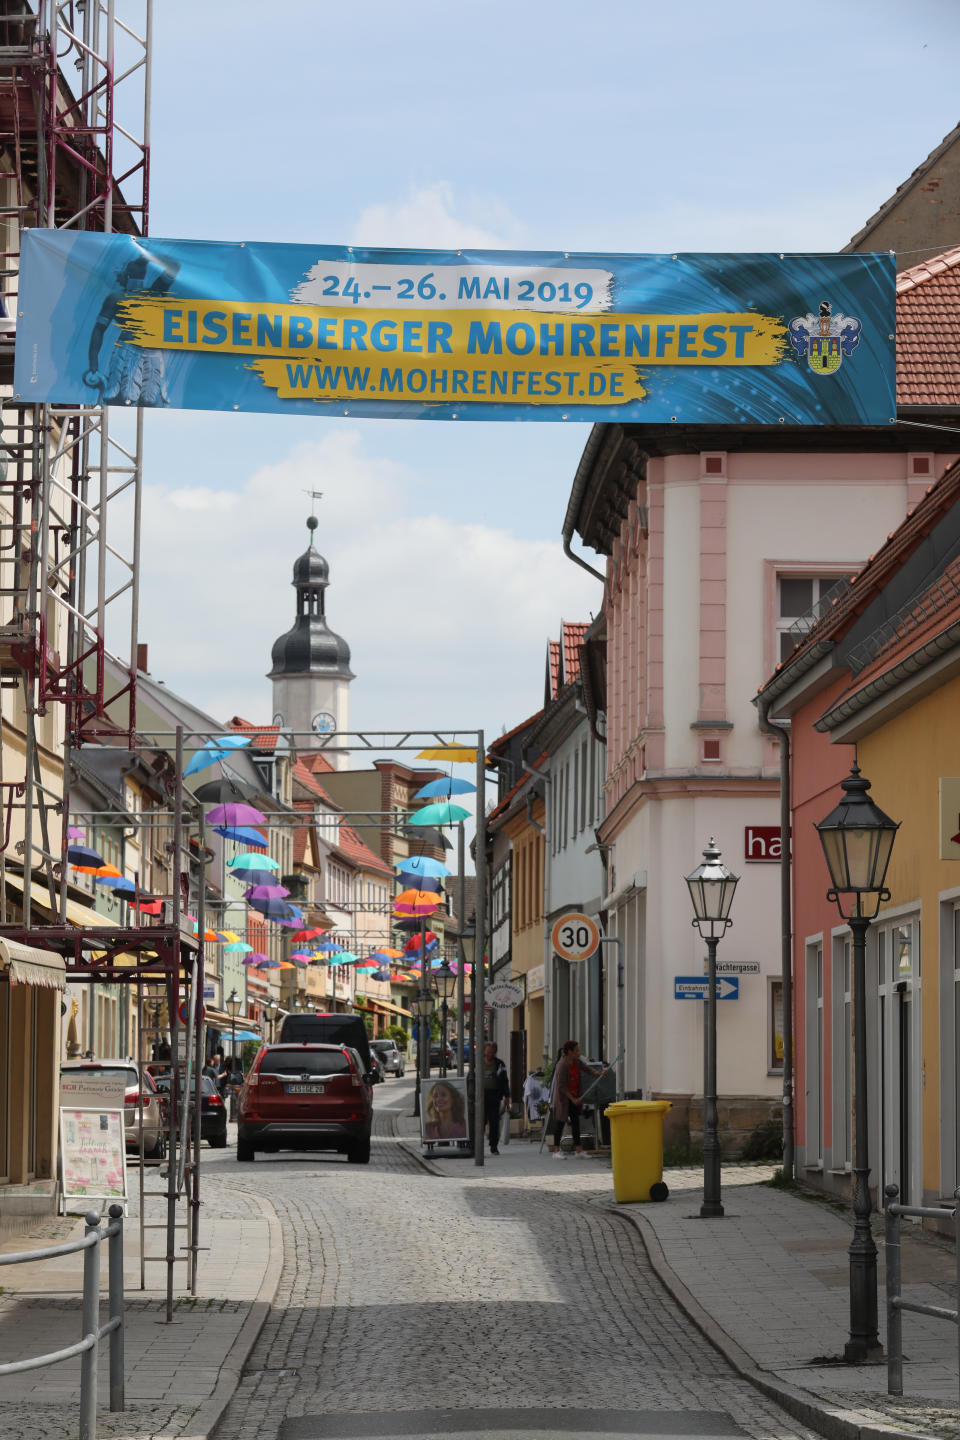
13,233,896,424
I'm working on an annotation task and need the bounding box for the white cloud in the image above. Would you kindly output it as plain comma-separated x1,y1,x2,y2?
137,430,599,743
351,182,523,251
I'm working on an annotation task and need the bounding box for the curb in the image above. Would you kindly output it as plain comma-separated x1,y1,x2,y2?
614,1205,941,1440
397,1135,449,1177
180,1189,284,1440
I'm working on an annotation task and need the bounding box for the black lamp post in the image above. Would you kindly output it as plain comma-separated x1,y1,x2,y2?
225,988,242,1121
685,838,739,1219
816,763,899,1364
409,992,435,1119
432,959,457,1076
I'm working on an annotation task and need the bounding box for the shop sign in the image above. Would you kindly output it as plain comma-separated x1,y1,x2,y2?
744,825,790,861
486,980,525,1010
526,964,545,995
15,233,895,427
60,1107,127,1203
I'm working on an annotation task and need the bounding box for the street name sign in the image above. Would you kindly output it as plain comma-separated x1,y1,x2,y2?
674,975,740,1001
713,961,761,975
551,912,601,963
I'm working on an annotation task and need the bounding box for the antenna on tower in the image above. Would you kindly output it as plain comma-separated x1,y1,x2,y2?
304,489,323,538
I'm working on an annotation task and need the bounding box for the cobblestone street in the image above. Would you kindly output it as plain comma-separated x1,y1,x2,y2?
212,1084,819,1440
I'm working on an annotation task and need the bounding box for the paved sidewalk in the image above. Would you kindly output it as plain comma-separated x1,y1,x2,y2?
398,1113,960,1440
0,1131,282,1440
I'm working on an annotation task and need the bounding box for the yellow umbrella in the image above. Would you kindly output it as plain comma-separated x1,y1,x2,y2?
416,746,476,762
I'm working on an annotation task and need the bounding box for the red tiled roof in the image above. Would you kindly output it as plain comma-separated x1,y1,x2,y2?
896,247,960,406
298,750,335,774
228,716,280,752
547,640,561,699
561,621,589,685
335,823,393,877
291,758,338,807
487,707,545,756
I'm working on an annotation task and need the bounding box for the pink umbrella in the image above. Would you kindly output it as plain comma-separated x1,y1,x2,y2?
68,825,86,840
205,802,266,827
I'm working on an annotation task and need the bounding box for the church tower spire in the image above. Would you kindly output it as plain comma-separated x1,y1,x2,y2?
268,515,353,767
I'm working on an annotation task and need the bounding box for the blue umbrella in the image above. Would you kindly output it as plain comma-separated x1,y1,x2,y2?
317,940,344,954
394,856,450,880
248,896,296,920
408,801,471,826
229,867,277,887
184,734,251,777
398,870,443,894
214,825,268,850
97,875,136,892
414,777,476,799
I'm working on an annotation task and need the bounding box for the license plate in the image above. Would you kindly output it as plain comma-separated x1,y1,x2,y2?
286,1083,324,1094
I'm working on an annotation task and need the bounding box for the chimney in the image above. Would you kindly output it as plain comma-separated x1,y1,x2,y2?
136,643,149,673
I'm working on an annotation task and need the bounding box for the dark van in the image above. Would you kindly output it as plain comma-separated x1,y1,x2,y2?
278,1012,373,1074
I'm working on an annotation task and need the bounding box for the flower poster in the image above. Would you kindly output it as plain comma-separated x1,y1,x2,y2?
59,1107,127,1204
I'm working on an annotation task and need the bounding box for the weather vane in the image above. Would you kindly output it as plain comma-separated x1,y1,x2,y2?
304,489,323,536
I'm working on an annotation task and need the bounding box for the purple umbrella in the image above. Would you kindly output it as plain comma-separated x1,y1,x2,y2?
205,802,266,827
68,825,87,840
244,883,290,900
242,953,271,966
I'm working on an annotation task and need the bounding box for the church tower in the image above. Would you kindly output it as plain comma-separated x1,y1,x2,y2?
268,516,354,767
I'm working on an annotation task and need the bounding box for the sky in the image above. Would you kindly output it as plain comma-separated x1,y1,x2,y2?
126,0,960,750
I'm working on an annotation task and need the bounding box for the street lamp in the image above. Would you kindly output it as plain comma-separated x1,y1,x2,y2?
263,998,278,1043
225,988,242,1122
409,992,435,1119
816,763,899,1364
685,838,739,1219
432,959,457,1076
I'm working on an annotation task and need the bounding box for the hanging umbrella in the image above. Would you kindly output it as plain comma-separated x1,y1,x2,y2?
206,802,266,827
129,895,163,915
96,873,134,891
416,746,477,762
184,734,252,777
289,927,324,942
414,777,476,799
289,954,311,966
67,825,87,840
393,890,441,919
277,960,297,970
218,930,242,943
228,851,279,871
335,951,359,964
224,941,254,953
249,897,296,920
92,864,122,879
401,823,453,851
408,802,471,826
372,969,392,983
214,825,268,850
317,940,344,954
191,925,222,942
395,856,450,880
243,952,271,966
228,867,278,888
68,844,104,869
192,775,260,804
244,883,290,900
404,931,438,953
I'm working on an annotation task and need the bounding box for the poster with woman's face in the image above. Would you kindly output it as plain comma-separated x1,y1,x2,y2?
421,1076,470,1145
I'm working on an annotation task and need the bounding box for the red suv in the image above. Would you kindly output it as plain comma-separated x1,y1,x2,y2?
237,1043,372,1164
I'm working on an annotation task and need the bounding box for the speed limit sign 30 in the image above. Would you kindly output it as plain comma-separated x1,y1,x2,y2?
551,911,600,962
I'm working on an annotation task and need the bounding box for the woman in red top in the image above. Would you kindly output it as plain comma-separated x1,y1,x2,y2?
550,1040,594,1158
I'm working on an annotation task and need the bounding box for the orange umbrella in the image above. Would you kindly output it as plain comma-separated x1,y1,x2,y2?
393,895,440,918
394,889,441,907
93,864,122,878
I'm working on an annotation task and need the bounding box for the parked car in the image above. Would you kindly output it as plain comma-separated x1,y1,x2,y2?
200,1074,228,1147
278,1012,373,1076
371,1038,405,1077
61,1059,165,1159
368,1051,385,1084
237,1043,373,1164
429,1042,457,1071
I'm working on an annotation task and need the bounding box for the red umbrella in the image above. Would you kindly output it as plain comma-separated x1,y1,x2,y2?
404,931,438,953
290,927,325,942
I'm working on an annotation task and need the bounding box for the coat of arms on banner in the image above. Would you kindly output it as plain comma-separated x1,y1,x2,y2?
788,301,862,376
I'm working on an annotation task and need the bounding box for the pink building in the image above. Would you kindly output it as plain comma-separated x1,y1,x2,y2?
563,253,960,1153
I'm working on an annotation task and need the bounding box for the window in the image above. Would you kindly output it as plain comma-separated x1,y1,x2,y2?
768,979,784,1073
777,574,846,662
805,942,824,1167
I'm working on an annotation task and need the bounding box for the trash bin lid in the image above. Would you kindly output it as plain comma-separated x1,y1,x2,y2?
603,1099,672,1116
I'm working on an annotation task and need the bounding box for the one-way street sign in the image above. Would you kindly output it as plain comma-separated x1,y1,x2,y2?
674,975,739,1001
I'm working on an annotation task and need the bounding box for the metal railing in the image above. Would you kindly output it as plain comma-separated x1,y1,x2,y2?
0,1205,125,1440
884,1183,960,1406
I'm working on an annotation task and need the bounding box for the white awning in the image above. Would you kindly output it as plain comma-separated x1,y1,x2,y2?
0,937,67,990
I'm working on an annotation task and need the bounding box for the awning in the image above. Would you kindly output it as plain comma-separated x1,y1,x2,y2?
2,871,121,930
0,937,67,990
355,995,409,1019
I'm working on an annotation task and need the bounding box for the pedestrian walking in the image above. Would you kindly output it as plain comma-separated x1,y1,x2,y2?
482,1041,510,1155
550,1040,598,1157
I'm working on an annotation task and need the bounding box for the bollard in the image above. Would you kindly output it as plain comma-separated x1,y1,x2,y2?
885,1184,903,1396
79,1213,101,1440
108,1204,125,1413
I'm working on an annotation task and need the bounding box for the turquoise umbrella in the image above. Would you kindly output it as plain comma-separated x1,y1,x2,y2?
414,777,476,799
408,802,471,826
395,856,450,880
184,734,251,777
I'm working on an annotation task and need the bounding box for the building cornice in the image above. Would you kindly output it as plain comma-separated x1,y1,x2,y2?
598,772,780,843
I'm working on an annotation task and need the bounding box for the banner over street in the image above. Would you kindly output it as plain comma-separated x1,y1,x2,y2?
14,233,896,425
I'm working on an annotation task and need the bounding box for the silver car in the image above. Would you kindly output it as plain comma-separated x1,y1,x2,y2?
371,1039,405,1077
61,1059,166,1160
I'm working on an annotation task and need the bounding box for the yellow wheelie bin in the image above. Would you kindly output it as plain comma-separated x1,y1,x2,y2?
604,1099,671,1203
